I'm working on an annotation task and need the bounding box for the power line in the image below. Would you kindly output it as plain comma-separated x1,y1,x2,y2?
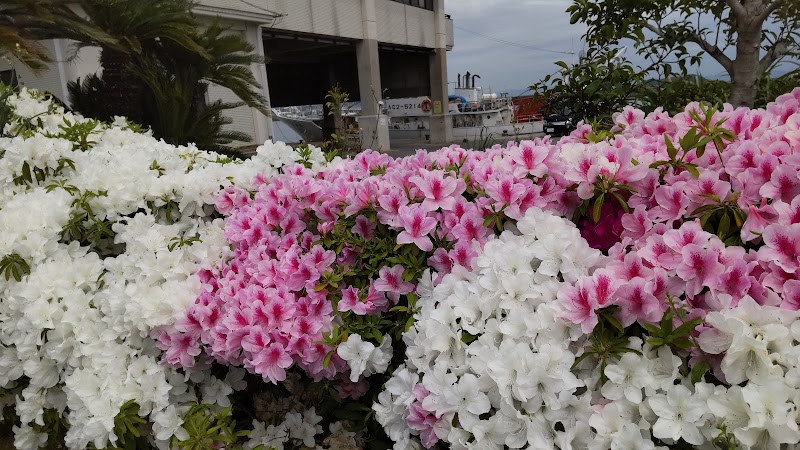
453,25,575,56
235,0,283,17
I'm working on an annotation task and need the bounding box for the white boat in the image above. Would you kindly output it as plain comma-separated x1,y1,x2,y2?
271,76,543,144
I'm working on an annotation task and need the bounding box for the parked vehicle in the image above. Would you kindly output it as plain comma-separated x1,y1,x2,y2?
543,113,573,136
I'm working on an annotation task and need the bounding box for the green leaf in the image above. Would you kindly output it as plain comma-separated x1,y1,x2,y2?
665,136,678,160
717,212,731,239
649,160,669,169
322,350,333,369
605,313,625,335
690,360,711,384
611,191,630,213
700,211,715,228
641,322,661,335
571,351,595,370
660,310,674,334
592,193,605,223
672,317,704,337
690,204,719,216
683,163,700,178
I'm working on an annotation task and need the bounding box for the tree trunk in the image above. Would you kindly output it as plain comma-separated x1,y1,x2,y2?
729,20,763,107
99,48,143,123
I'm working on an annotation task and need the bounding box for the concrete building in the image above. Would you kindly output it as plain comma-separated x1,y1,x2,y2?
0,0,454,151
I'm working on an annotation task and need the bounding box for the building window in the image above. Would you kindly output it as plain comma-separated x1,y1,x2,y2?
390,0,433,11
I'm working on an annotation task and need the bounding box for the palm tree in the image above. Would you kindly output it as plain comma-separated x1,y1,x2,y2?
0,0,75,72
132,57,250,154
160,23,269,115
56,0,208,122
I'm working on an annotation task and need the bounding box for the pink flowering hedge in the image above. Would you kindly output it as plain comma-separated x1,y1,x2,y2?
155,88,800,449
158,142,574,380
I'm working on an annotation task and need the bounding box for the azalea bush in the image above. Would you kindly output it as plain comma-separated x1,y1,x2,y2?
158,130,578,448
0,86,326,450
379,89,800,449
4,80,800,450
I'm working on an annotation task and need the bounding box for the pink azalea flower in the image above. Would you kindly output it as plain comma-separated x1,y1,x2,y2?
781,279,800,310
760,164,800,203
396,204,438,251
427,247,453,275
615,277,664,326
716,258,756,300
621,205,653,240
352,215,377,239
374,265,415,303
557,278,599,333
448,241,478,269
485,173,527,207
759,224,800,273
662,221,708,252
510,140,549,178
377,190,409,225
216,186,251,214
741,199,779,242
248,342,293,383
450,210,491,244
774,196,800,225
409,168,464,211
649,182,690,224
158,330,201,368
676,244,725,296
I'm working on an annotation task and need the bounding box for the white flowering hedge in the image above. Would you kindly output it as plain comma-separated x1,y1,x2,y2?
0,88,329,450
4,84,800,450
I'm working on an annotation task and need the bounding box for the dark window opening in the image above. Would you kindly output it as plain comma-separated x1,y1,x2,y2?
389,0,434,10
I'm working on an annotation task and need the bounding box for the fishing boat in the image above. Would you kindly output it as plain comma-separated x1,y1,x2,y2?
271,73,543,144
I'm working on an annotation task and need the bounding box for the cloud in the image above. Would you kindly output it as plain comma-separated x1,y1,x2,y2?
444,1,798,92
445,0,584,92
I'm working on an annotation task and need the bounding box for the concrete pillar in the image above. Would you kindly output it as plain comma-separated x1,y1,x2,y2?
357,0,390,151
247,23,274,143
429,0,452,144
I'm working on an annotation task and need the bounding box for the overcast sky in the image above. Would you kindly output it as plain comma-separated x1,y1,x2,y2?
444,0,586,94
443,0,796,94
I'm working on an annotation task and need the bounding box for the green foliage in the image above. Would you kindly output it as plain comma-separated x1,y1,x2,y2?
53,186,119,255
566,0,800,106
88,400,150,450
649,104,737,181
173,403,250,450
168,232,202,251
315,210,430,359
642,76,731,115
323,85,360,156
756,66,800,108
133,56,250,154
690,192,746,246
712,425,740,450
68,74,108,121
641,300,703,351
572,306,641,385
294,142,325,169
531,48,643,126
0,84,14,135
0,253,30,281
61,2,265,154
47,117,102,150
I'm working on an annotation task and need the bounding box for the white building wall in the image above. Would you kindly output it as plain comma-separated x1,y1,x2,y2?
0,40,101,105
197,0,364,40
373,0,435,48
0,40,65,102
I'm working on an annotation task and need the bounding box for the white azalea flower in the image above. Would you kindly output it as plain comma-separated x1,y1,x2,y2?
649,384,707,445
602,352,651,404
